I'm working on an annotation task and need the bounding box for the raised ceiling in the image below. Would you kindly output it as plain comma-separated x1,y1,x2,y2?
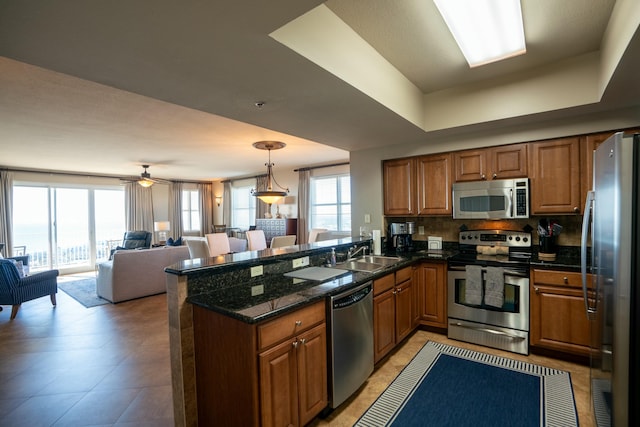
0,0,637,181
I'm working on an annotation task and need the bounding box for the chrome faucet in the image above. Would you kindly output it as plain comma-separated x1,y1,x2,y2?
347,245,368,260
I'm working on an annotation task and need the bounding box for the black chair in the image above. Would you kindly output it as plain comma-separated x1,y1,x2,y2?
0,258,59,320
109,231,152,259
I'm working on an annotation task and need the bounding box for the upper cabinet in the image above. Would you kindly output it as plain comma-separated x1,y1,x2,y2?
530,137,581,214
454,143,528,182
416,153,453,215
383,158,416,216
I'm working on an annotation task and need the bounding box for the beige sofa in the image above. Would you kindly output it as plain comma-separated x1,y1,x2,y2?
97,245,190,303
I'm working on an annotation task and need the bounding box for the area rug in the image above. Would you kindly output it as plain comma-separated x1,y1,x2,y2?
58,278,109,308
356,341,578,427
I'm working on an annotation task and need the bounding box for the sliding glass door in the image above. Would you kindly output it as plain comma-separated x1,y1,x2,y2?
12,185,125,273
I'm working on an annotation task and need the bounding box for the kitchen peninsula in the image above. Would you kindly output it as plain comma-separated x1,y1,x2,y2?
165,238,449,426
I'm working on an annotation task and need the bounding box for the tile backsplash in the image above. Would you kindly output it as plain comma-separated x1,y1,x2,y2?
386,215,585,247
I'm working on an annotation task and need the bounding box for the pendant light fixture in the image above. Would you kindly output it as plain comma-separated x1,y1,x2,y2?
251,141,289,204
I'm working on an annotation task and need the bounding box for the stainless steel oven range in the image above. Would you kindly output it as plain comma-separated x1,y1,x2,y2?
447,229,532,355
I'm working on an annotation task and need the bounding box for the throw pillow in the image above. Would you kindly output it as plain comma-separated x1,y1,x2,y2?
9,259,25,278
166,237,182,246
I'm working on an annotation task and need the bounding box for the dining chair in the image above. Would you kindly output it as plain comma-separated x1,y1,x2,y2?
186,238,210,260
270,235,297,249
246,230,267,251
308,228,328,244
205,233,232,256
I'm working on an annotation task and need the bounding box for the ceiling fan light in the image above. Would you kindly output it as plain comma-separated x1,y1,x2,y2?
138,178,154,187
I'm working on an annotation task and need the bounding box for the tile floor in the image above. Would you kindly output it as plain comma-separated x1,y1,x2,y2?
0,273,595,426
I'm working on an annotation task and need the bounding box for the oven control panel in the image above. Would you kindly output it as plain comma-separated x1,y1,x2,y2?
459,230,531,247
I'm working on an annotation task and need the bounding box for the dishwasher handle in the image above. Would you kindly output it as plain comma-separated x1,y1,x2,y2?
332,282,372,309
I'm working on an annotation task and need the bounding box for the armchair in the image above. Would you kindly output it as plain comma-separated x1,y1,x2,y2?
0,259,59,320
110,230,153,259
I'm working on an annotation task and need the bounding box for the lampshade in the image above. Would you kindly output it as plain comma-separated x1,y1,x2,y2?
251,141,289,204
154,221,171,232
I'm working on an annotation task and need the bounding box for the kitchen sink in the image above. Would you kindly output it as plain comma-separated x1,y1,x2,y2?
334,255,404,273
354,255,403,265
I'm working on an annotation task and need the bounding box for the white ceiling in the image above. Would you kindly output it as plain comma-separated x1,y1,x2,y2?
0,0,637,182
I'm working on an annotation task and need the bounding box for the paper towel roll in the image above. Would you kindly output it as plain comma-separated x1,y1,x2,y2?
372,230,381,255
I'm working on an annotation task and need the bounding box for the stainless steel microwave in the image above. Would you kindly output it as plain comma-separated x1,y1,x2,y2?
452,178,529,219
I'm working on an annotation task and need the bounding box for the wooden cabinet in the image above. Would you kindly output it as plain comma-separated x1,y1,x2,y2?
259,323,327,427
529,137,581,214
414,261,447,328
258,302,327,427
373,267,415,363
192,300,327,427
383,158,416,215
530,269,593,357
454,143,528,182
416,153,453,215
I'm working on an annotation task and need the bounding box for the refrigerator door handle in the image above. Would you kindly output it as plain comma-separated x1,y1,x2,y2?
581,190,597,318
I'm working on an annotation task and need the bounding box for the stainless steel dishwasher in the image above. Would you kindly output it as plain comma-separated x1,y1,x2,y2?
328,281,374,408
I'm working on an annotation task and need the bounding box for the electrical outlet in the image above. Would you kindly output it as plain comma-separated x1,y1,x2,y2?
364,214,371,224
250,265,263,277
292,256,309,269
251,285,264,296
419,226,425,235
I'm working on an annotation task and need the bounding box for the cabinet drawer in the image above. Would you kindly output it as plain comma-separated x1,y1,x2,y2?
374,273,395,296
395,266,412,284
531,269,589,289
258,301,325,351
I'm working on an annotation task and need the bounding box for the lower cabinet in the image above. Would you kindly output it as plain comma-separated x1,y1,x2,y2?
414,261,447,329
259,323,327,427
373,267,415,364
192,300,327,427
530,268,593,357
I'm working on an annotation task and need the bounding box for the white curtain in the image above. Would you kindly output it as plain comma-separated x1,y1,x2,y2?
0,170,14,255
198,182,215,235
297,169,311,244
125,183,154,232
169,182,184,239
222,181,231,228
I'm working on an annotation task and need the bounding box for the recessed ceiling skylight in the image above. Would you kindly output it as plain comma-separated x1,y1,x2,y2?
434,0,526,68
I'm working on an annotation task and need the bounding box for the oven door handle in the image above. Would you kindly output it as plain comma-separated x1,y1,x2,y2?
450,322,526,341
448,265,529,278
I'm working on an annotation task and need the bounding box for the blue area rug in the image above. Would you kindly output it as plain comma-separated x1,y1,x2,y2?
58,278,109,308
356,341,578,427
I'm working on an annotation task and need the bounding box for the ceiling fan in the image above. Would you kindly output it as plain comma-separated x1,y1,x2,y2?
122,164,171,187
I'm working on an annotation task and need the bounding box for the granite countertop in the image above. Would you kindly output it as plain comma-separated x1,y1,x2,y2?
529,246,584,271
186,249,453,324
183,242,586,324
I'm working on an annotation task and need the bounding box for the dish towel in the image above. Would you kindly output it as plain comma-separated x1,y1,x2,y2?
464,265,483,305
484,266,505,308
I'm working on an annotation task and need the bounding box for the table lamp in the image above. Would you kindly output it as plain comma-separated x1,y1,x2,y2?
154,221,171,244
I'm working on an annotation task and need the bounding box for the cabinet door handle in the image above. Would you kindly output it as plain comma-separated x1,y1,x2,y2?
492,173,497,179
481,174,486,180
299,338,306,345
563,277,568,284
534,287,540,294
292,340,299,349
295,320,302,326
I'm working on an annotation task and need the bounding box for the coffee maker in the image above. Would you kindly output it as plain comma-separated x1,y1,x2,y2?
388,222,414,253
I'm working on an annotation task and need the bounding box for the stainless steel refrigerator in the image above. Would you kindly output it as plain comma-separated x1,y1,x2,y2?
582,131,640,427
